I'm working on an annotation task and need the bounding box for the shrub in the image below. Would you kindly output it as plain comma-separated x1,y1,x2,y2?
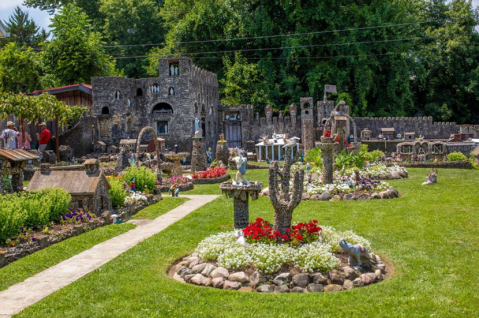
363,150,384,162
447,151,467,161
305,148,322,166
107,176,128,208
0,188,71,244
124,166,157,192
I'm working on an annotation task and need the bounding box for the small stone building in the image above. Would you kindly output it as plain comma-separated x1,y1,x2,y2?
119,139,137,152
405,132,415,140
361,129,372,141
27,159,111,212
94,141,107,153
380,128,395,139
0,149,39,193
107,145,119,154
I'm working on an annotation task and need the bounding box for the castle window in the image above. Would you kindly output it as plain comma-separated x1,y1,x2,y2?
101,107,110,115
194,102,198,114
209,106,213,115
169,87,175,96
136,88,143,96
156,121,169,134
169,63,179,76
151,84,160,94
152,102,173,114
115,91,121,100
201,104,206,114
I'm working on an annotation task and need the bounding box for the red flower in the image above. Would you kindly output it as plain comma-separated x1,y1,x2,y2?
282,234,289,241
295,235,303,241
274,231,281,237
285,228,291,232
313,220,318,224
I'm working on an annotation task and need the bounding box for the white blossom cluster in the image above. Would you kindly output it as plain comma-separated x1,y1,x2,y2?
124,192,148,204
304,179,391,196
195,226,371,274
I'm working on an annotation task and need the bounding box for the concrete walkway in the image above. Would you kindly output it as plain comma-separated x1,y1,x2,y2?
0,195,218,318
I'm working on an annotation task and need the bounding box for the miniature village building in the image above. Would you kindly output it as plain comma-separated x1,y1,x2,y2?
380,128,395,139
94,141,107,153
0,149,39,193
404,132,415,140
360,129,372,141
27,159,112,212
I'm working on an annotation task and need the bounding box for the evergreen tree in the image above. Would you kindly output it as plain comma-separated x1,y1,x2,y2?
0,6,49,48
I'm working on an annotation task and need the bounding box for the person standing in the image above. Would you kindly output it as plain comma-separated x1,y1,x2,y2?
17,130,32,150
36,122,51,161
1,121,19,149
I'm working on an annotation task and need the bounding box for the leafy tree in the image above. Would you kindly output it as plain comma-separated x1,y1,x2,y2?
0,43,42,93
0,6,49,48
99,0,166,78
41,4,120,86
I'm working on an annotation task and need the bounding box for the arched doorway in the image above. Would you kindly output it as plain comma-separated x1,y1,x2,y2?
152,103,173,114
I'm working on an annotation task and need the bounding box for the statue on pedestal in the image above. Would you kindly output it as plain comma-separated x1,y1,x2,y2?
232,147,250,186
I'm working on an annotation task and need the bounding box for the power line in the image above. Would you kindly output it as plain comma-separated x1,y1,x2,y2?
111,33,475,60
102,18,452,49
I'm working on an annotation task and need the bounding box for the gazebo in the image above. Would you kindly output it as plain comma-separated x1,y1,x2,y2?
255,134,300,161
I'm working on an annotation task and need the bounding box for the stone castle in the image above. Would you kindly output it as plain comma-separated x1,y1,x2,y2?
88,57,466,156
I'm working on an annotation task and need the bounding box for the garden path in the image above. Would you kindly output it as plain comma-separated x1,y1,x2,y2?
0,195,219,318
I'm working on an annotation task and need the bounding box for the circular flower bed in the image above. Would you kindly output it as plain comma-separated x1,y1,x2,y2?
157,176,194,192
170,219,389,293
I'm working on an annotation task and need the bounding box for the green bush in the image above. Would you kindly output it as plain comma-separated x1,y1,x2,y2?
305,148,322,166
124,166,157,192
0,188,71,244
447,152,467,161
108,177,128,208
363,150,384,162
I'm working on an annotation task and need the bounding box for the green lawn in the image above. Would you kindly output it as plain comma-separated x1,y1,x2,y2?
0,223,136,292
14,168,479,317
132,197,189,219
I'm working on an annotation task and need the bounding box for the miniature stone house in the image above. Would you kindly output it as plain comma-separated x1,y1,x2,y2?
119,139,137,152
94,141,107,153
27,159,112,212
0,149,39,193
380,128,395,139
405,132,415,140
361,129,372,141
59,145,74,162
107,145,119,154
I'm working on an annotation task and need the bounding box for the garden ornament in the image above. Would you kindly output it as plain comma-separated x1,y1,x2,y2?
194,117,203,137
232,147,250,186
306,162,310,175
339,238,372,267
130,177,136,192
130,154,135,166
353,169,361,188
206,147,213,163
236,230,246,245
111,214,122,224
283,137,300,150
422,169,438,186
169,183,180,197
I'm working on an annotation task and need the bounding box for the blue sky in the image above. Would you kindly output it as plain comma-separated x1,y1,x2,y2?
0,0,478,34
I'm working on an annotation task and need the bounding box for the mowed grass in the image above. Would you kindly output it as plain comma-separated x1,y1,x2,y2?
132,197,189,220
16,168,479,317
0,223,136,292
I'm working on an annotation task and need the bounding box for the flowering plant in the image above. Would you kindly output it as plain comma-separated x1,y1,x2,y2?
163,176,190,184
192,167,227,179
124,192,148,204
58,209,95,224
242,218,321,246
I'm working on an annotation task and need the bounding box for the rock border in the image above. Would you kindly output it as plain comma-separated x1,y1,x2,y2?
302,187,400,201
399,161,471,169
168,252,391,293
156,182,194,193
192,174,231,185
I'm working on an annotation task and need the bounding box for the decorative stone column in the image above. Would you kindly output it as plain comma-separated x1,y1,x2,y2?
215,140,229,166
220,182,263,229
191,137,207,172
316,137,338,184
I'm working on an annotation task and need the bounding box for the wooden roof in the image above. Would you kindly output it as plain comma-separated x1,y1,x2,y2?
0,149,39,162
27,170,110,195
381,128,395,132
120,139,137,145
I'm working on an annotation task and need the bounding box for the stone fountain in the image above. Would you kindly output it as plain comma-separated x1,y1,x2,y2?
164,152,190,177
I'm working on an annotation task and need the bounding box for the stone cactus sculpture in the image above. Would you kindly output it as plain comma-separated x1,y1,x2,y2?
339,238,371,267
269,151,304,235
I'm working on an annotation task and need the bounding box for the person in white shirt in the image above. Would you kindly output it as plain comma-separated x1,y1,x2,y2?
1,121,19,149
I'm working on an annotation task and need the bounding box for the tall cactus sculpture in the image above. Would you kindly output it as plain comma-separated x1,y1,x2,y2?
269,151,305,235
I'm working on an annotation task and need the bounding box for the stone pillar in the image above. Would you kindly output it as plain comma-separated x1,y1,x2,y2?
300,97,315,153
215,141,229,166
233,197,249,229
191,137,207,172
12,171,23,192
316,137,338,184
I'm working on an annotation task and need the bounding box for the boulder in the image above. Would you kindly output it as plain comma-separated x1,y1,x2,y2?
250,271,264,287
190,263,207,274
274,285,290,293
302,193,311,200
257,284,275,293
187,257,200,268
344,193,355,201
342,266,358,280
377,264,386,274
379,191,389,199
318,192,331,201
261,187,270,196
357,193,370,201
375,269,383,281
229,272,249,284
190,274,207,285
329,269,344,285
359,273,377,285
210,267,230,279
273,273,291,286
324,284,343,292
332,195,341,201
306,283,324,293
352,278,365,287
311,273,328,285
223,280,242,290
184,274,196,283
201,264,217,276
290,287,305,293
310,194,320,200
292,273,311,288
370,193,380,200
212,277,224,289
343,279,354,290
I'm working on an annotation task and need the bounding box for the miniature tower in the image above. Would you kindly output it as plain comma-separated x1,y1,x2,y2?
300,97,315,153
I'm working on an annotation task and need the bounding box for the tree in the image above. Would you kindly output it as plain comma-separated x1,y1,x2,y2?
41,4,120,86
0,6,49,48
0,43,42,94
269,152,304,235
99,0,166,78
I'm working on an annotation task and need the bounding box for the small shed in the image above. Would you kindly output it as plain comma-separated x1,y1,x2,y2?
147,137,165,153
27,159,111,212
119,139,137,152
360,129,372,141
405,132,415,140
0,149,39,193
94,141,107,153
380,128,395,139
139,145,149,153
107,145,119,154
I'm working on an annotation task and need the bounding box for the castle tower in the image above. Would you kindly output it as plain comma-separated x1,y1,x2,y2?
300,97,315,153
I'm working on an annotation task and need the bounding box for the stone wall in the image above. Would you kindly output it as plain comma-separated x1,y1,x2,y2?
354,117,459,140
58,116,99,157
